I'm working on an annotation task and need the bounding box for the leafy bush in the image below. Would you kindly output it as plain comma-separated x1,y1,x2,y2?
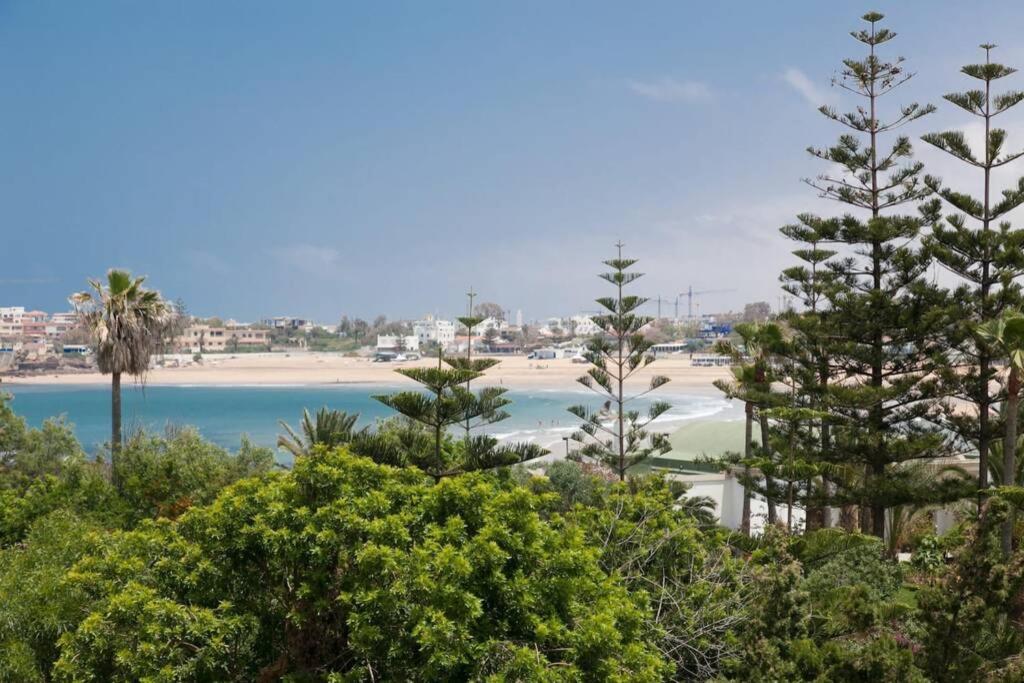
114,428,275,522
0,512,101,681
803,539,903,604
50,450,670,681
544,459,600,507
910,534,943,575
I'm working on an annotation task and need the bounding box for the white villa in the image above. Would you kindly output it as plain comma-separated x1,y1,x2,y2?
413,316,455,347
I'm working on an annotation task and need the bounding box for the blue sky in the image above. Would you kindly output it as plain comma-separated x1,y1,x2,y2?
3,1,1024,322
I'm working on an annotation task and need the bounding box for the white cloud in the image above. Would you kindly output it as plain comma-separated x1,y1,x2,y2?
628,77,713,103
782,68,829,108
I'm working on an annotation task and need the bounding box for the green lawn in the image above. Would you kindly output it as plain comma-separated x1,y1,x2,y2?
632,419,747,474
663,419,746,462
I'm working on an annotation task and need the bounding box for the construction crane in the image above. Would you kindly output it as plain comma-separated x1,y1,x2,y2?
679,286,736,320
651,296,673,319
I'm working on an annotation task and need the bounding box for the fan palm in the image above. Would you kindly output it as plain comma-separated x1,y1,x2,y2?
277,407,361,458
676,493,718,528
71,269,165,484
977,311,1024,554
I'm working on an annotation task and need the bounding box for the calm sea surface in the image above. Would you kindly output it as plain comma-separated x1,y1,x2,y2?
2,383,734,456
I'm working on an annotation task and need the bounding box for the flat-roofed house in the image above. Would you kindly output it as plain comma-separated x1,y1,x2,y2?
21,311,48,339
178,324,270,353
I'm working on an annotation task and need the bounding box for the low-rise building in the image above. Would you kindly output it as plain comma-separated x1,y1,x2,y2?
376,334,420,352
485,341,523,355
178,324,270,353
570,315,600,337
0,307,25,338
46,311,78,338
21,311,48,339
413,316,456,347
262,316,308,330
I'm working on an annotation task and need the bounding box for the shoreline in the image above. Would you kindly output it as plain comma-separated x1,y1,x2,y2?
2,353,740,458
1,352,730,394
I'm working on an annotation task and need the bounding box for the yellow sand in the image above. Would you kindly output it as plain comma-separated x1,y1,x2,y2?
3,353,730,392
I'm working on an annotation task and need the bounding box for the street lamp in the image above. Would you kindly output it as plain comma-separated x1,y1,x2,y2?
562,436,570,458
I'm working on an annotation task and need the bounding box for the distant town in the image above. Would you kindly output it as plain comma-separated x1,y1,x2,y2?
0,300,775,375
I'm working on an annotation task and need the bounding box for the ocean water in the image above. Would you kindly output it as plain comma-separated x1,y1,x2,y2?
2,383,736,456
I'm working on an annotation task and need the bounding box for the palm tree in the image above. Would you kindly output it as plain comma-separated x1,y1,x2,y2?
676,493,718,528
277,407,361,458
977,312,1024,554
71,269,165,484
988,438,1024,489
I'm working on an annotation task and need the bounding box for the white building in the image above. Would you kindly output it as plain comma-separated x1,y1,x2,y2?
45,311,78,338
413,316,455,346
669,471,803,535
570,315,601,337
376,334,420,352
477,316,508,333
537,315,600,339
262,316,308,330
515,309,523,327
0,307,25,338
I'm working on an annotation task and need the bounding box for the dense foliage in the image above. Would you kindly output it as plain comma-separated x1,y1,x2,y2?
3,388,1024,680
8,9,1024,683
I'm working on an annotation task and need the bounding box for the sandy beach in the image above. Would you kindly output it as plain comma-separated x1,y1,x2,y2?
3,352,731,393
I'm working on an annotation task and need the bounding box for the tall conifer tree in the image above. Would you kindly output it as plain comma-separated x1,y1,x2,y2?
714,321,787,531
803,12,943,537
444,289,544,467
922,45,1024,499
569,243,672,480
779,217,844,529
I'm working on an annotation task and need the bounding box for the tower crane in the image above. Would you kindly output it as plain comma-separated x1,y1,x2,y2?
679,286,736,320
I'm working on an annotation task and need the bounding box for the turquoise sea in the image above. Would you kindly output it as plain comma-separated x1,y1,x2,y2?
2,383,737,457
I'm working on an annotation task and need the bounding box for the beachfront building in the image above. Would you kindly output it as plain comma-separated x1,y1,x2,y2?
536,315,600,339
46,311,78,338
20,311,48,339
570,315,600,337
178,324,270,353
0,307,25,338
262,316,308,331
376,334,419,353
0,308,82,343
486,341,523,355
413,316,455,347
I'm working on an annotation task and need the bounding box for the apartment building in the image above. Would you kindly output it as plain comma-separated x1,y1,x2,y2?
178,324,270,353
0,307,25,338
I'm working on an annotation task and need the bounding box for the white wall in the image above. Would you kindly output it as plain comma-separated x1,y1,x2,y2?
673,472,805,535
